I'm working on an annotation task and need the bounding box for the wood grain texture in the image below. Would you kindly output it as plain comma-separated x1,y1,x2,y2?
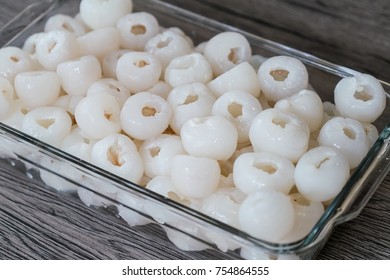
0,0,389,260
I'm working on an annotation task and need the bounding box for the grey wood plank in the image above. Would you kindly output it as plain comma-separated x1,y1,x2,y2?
0,0,389,260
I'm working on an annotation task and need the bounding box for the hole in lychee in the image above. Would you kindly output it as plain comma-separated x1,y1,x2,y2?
228,47,240,63
148,146,160,158
343,127,356,140
272,117,287,128
37,118,55,129
228,102,243,118
142,106,157,117
253,162,277,174
131,24,146,35
107,146,124,167
10,56,20,63
183,94,198,105
270,69,289,81
104,111,113,121
354,89,373,102
134,60,149,68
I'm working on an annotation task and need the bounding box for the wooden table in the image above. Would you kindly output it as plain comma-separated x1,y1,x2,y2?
0,0,389,260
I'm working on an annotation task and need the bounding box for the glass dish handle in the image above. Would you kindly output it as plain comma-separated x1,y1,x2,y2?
333,124,390,225
0,0,57,46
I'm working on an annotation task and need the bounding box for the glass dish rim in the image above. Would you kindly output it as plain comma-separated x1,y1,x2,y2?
0,0,389,256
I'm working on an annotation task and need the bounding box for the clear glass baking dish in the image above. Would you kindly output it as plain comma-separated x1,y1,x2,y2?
0,0,389,259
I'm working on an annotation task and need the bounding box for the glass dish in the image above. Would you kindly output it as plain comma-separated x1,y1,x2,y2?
0,0,389,259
